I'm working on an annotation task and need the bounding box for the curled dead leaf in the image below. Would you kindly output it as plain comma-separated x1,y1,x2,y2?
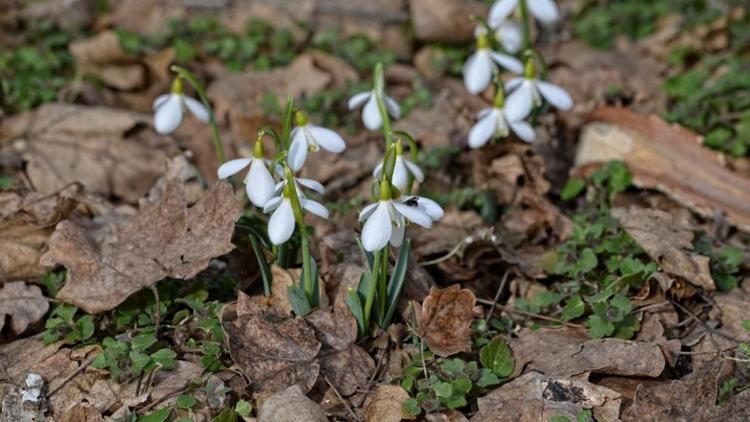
0,282,49,335
70,30,144,90
364,384,413,422
40,180,244,313
257,385,327,422
419,285,477,357
612,206,714,290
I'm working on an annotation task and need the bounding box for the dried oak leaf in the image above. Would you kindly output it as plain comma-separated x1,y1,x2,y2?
221,295,321,396
69,31,144,90
612,206,714,290
0,282,49,334
40,180,243,313
257,385,327,422
306,307,375,396
419,284,477,357
510,327,665,378
472,372,622,422
0,186,77,280
364,384,413,422
621,359,750,421
1,103,174,203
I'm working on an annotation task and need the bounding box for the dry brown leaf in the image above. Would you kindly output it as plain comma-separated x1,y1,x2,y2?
257,385,328,422
472,372,622,422
59,403,103,422
40,180,243,313
1,103,174,203
620,359,749,421
394,89,473,149
364,384,413,422
70,30,144,90
578,107,750,232
221,296,321,396
0,282,49,334
0,186,77,280
410,0,486,43
612,206,714,290
419,285,476,357
271,266,329,315
510,327,665,378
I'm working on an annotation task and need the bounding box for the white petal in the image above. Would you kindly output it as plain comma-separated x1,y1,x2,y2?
416,197,445,221
246,159,276,207
390,221,405,248
489,0,518,27
302,199,329,219
217,158,251,179
468,113,498,148
183,96,210,122
307,125,346,153
490,51,523,74
392,202,432,228
273,180,284,196
463,51,493,95
536,80,573,110
361,202,392,252
528,0,560,23
297,177,325,194
288,129,308,172
348,92,371,110
505,81,535,121
153,94,170,110
372,162,384,179
263,196,283,213
508,119,536,143
362,94,382,130
404,159,425,182
154,95,183,134
391,156,409,191
359,202,378,222
505,77,524,92
478,108,494,119
498,21,523,54
384,95,402,120
268,200,296,245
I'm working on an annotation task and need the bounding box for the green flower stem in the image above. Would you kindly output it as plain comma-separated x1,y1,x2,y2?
363,250,383,330
170,65,226,164
373,63,393,148
284,166,315,304
378,246,388,323
519,0,532,51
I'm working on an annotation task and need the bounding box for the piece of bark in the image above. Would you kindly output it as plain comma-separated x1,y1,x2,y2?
577,107,750,232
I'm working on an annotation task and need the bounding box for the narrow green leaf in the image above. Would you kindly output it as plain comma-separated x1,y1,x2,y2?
249,232,273,297
287,284,311,317
346,286,366,338
382,239,411,327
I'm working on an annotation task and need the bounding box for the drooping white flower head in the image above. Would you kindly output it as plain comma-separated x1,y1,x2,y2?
504,59,573,121
273,164,326,199
217,141,275,207
489,0,560,28
263,181,329,245
288,110,346,172
348,68,401,131
372,141,424,192
153,78,209,134
468,89,535,147
359,181,440,251
475,22,522,55
463,33,523,95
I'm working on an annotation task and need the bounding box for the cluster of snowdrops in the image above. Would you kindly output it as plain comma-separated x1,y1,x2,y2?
151,0,571,335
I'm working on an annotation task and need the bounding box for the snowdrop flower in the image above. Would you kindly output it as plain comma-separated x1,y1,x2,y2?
359,181,435,251
489,0,560,27
288,110,346,172
273,165,326,198
463,33,523,95
475,22,522,55
153,78,209,134
504,59,573,121
348,69,401,131
469,89,535,147
372,141,424,191
217,141,275,207
263,183,329,245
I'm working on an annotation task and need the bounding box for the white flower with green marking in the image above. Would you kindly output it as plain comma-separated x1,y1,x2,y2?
288,110,346,172
469,90,535,147
372,141,424,191
217,141,275,208
489,0,560,27
463,32,523,95
505,58,573,121
263,183,329,245
153,78,209,134
348,70,401,131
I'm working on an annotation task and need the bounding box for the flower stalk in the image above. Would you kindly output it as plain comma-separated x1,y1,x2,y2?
518,0,532,51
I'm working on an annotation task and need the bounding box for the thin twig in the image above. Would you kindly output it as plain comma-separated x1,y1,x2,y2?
477,299,586,329
670,299,744,343
418,239,465,266
323,375,360,422
48,354,97,397
150,285,161,339
486,271,510,322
